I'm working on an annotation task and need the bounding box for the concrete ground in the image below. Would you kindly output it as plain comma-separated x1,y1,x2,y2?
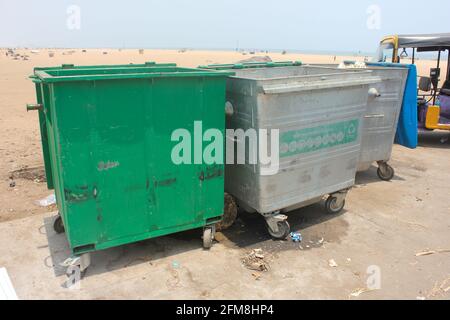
0,131,449,300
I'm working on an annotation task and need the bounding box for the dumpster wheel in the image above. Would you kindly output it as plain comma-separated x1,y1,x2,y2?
202,225,215,250
53,214,65,234
216,193,238,231
61,253,91,284
325,195,346,215
266,220,290,240
66,266,88,281
377,162,395,181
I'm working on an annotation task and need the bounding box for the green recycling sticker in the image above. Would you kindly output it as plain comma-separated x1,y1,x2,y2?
280,119,359,158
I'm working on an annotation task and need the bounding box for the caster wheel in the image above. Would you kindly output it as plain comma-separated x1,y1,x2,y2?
266,220,290,240
377,164,394,181
216,193,238,231
53,215,65,234
66,266,87,279
202,226,215,249
325,196,345,215
64,266,87,288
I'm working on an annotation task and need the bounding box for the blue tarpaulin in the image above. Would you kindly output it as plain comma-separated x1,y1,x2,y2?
367,62,418,149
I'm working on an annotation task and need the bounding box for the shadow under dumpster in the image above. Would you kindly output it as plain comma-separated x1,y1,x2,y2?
42,202,349,280
353,130,450,186
41,216,71,277
42,214,210,280
219,202,349,253
355,165,405,186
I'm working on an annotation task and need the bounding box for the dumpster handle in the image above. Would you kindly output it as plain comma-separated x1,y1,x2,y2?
368,88,381,98
225,101,234,116
26,104,43,112
364,114,385,119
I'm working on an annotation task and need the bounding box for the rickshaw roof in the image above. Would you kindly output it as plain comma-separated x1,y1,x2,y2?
396,33,450,50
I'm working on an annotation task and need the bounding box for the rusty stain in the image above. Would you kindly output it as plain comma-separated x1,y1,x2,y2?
155,178,177,187
200,168,223,181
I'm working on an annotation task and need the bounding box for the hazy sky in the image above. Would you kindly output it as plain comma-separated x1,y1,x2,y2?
1,0,449,53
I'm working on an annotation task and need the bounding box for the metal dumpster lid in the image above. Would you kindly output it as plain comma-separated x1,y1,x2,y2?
198,61,302,70
32,62,234,83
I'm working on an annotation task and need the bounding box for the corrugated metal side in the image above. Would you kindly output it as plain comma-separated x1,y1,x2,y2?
358,67,408,170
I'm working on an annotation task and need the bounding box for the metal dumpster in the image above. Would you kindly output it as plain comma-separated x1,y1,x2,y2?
355,63,409,181
312,62,409,180
28,62,232,273
201,63,380,239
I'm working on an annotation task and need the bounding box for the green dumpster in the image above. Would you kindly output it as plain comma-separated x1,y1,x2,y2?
29,62,233,273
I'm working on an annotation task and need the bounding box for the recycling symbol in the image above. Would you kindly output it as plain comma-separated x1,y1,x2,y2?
347,123,356,135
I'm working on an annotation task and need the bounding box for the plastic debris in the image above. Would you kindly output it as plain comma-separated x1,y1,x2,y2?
328,259,338,268
349,288,374,298
35,194,56,207
290,232,302,242
0,268,18,300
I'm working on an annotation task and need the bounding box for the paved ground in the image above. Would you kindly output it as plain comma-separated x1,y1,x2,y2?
0,131,449,300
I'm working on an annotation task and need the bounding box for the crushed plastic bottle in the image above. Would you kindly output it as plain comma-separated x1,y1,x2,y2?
35,193,56,207
290,232,302,243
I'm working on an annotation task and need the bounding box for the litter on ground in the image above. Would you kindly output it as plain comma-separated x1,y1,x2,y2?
35,194,56,207
242,249,270,272
328,259,338,268
415,249,450,257
290,232,302,242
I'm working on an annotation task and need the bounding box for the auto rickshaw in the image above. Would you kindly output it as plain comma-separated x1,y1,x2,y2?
376,33,450,131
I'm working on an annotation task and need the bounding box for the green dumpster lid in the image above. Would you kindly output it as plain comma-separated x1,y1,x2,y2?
32,62,234,83
33,61,176,72
198,61,302,70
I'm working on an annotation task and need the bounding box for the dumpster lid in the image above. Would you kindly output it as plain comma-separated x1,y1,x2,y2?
33,61,176,72
199,61,302,70
33,62,234,83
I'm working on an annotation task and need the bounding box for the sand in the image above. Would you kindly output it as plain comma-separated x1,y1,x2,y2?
0,48,446,222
